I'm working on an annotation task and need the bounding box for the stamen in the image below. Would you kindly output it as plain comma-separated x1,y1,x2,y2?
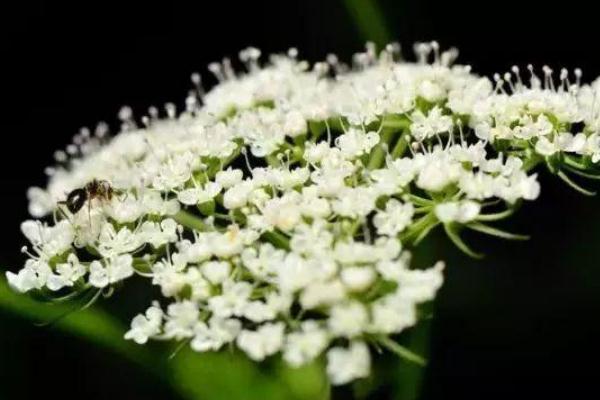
240,147,253,175
208,62,225,82
574,68,582,87
325,119,332,145
413,42,432,64
165,103,176,119
95,122,109,139
511,66,524,90
431,41,440,64
222,58,236,80
527,64,541,89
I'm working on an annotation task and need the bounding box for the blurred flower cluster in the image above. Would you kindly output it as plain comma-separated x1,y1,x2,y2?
7,41,600,385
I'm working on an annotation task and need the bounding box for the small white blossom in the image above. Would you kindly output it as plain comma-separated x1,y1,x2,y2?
326,342,371,385
237,322,285,361
435,201,481,223
89,254,134,288
373,199,414,236
284,321,329,367
125,302,163,344
328,301,369,338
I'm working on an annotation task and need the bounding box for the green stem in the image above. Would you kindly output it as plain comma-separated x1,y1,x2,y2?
376,335,427,366
557,170,597,196
390,135,408,159
522,154,543,172
467,222,529,241
476,208,515,222
399,212,437,245
367,129,396,170
444,223,484,259
262,230,291,251
174,210,207,231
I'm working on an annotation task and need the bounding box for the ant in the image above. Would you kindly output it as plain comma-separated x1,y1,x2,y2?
61,179,115,214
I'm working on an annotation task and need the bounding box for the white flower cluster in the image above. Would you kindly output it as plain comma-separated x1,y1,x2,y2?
7,42,600,385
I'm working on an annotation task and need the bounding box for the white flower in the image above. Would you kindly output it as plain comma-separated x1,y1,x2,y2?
335,128,380,158
164,301,199,339
191,317,241,352
237,322,285,361
151,258,187,297
369,296,416,334
241,243,283,279
178,235,212,263
177,181,222,206
328,301,368,338
6,259,51,293
258,194,302,231
89,254,134,288
396,261,445,302
104,194,145,223
535,136,559,156
21,220,74,259
242,300,276,322
215,168,244,188
435,201,481,223
275,252,313,292
201,261,231,285
223,181,254,209
46,254,86,291
340,266,376,292
97,223,141,258
125,302,163,344
27,187,55,218
416,156,460,192
326,341,371,385
283,111,307,137
331,187,378,218
410,106,453,141
210,225,254,258
208,280,252,318
139,218,178,248
373,199,414,236
284,321,329,367
300,280,346,309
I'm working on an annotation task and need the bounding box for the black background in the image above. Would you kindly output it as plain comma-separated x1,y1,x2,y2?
2,1,600,399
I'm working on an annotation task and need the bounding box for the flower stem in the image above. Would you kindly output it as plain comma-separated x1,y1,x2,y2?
376,335,427,366
367,129,396,170
173,209,207,231
262,230,291,250
390,135,408,159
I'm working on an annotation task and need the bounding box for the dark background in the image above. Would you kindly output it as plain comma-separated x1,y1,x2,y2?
1,1,599,399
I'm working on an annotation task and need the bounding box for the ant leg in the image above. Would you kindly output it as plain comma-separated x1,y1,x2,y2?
88,200,92,226
56,202,73,222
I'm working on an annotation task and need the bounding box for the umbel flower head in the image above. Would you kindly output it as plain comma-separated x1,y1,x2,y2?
7,41,600,385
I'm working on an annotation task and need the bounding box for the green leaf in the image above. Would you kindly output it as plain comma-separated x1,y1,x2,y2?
342,0,392,48
173,209,208,231
0,277,166,379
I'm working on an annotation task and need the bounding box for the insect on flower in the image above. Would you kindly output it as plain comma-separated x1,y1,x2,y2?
61,179,115,214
